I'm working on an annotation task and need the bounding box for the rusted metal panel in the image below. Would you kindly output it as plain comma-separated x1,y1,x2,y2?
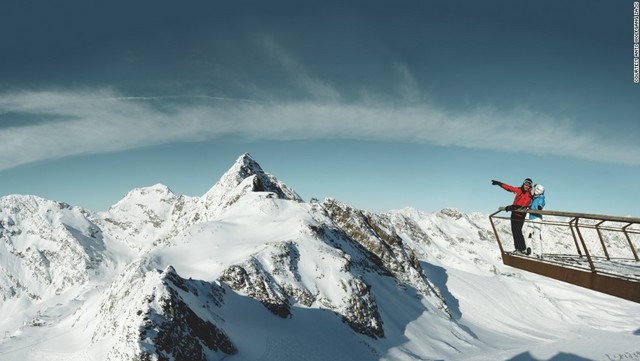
502,253,640,303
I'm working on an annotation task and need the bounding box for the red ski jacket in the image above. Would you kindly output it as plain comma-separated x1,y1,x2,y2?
500,183,532,207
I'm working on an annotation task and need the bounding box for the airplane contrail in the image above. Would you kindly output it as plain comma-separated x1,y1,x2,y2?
108,95,260,103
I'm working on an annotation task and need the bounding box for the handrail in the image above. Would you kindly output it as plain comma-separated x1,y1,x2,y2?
493,207,640,257
496,207,640,224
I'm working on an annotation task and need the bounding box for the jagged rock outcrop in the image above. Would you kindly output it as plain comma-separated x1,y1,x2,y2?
221,258,293,318
219,237,386,339
92,261,235,360
320,198,447,312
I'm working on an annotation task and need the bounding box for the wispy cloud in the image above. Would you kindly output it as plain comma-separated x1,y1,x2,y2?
259,35,341,101
0,88,638,171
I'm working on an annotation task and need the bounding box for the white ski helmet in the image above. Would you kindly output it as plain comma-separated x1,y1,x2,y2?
533,184,545,196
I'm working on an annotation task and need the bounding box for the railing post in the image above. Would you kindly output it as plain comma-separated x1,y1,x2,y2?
568,217,583,257
575,218,596,273
622,223,640,261
489,210,505,255
594,220,611,260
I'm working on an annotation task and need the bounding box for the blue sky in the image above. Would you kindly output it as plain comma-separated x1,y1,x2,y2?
1,0,639,216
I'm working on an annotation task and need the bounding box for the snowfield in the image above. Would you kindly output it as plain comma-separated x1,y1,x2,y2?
1,154,639,361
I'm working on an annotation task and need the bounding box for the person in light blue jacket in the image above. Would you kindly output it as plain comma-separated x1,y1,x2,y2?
527,184,546,258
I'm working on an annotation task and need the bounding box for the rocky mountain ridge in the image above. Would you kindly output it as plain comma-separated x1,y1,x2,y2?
0,153,462,360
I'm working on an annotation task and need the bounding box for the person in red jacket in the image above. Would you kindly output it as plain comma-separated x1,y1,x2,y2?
492,178,533,254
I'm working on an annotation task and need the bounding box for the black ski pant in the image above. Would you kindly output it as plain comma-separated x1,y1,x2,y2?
510,211,527,252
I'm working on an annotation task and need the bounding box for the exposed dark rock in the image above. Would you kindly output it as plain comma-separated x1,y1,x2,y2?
220,262,291,318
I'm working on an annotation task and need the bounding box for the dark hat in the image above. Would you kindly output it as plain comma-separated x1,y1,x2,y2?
523,178,533,186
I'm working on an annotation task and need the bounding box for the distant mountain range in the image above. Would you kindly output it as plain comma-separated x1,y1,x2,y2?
1,153,638,361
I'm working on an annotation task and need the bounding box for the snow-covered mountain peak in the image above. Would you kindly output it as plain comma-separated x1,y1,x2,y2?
205,153,264,193
0,194,75,216
228,152,264,180
198,154,302,219
110,183,176,209
96,184,194,252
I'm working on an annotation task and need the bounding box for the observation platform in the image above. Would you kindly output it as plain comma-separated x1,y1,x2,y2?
489,208,640,303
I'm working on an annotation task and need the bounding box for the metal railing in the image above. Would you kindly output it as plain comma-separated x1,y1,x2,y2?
489,208,640,303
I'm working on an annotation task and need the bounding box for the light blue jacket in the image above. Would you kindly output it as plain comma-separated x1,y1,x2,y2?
529,194,546,220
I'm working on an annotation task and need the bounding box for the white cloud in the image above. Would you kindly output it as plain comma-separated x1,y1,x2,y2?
0,88,638,171
259,35,340,101
393,62,421,103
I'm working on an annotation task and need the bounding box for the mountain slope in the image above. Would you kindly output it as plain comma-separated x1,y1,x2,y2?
0,195,113,301
1,153,639,361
